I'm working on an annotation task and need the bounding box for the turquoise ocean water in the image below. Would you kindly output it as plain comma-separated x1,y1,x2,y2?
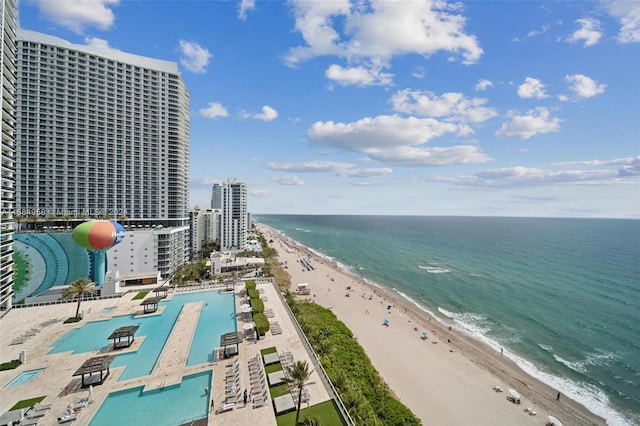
255,215,640,426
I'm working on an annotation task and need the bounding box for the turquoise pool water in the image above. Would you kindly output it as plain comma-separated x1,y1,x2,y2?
4,368,44,388
49,291,236,380
89,371,212,426
100,307,115,314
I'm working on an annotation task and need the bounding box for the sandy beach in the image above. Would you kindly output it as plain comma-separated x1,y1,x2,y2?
258,223,606,426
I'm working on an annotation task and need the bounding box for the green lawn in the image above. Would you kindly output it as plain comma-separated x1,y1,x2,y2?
269,383,290,399
276,400,346,426
265,362,283,374
260,346,277,355
132,291,149,300
9,396,46,411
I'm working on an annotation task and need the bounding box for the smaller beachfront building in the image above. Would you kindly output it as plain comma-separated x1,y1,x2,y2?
209,252,265,275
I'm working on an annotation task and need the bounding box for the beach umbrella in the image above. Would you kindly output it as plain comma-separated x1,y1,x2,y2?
547,415,562,426
422,331,428,339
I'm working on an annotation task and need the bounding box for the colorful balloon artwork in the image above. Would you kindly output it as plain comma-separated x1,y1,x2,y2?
72,221,125,251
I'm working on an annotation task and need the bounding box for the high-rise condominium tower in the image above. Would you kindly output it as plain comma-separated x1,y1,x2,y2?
15,30,191,278
211,183,222,209
0,0,17,311
221,178,247,251
15,30,189,220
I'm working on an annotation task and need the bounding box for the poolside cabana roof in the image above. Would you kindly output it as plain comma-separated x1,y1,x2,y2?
107,325,139,349
73,355,115,387
140,296,163,314
153,286,168,299
219,332,242,358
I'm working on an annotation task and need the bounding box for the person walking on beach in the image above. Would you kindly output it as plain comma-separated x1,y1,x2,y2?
210,399,214,412
556,392,561,401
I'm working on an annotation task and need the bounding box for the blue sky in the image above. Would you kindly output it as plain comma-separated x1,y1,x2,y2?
18,0,640,218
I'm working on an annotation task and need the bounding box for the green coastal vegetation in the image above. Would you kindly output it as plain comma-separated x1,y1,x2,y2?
254,228,420,426
290,300,421,426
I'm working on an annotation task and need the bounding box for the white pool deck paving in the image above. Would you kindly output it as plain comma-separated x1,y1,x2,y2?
0,281,331,426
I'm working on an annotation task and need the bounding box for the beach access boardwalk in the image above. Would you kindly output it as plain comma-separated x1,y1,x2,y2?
0,279,336,426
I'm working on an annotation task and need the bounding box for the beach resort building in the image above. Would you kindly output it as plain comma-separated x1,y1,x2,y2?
0,0,17,311
10,29,191,302
189,207,220,256
221,178,248,251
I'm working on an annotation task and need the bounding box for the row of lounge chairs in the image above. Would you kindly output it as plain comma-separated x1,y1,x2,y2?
248,354,269,408
10,328,41,345
279,351,294,369
225,362,242,404
22,402,53,426
270,321,283,335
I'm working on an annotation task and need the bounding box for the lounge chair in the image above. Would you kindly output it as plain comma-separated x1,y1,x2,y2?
21,418,40,426
33,403,53,412
57,412,78,423
217,403,235,414
26,411,46,419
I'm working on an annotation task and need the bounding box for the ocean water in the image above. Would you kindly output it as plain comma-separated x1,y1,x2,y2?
255,215,640,426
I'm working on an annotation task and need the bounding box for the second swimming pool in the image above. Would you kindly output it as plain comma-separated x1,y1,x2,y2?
49,290,236,380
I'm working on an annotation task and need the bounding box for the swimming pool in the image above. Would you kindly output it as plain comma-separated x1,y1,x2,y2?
100,307,115,314
49,290,236,380
4,368,44,388
89,371,211,426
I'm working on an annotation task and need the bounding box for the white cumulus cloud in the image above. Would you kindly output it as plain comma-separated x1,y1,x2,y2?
605,0,640,43
179,40,212,74
199,102,229,119
266,161,393,177
325,64,393,87
32,0,119,34
475,79,493,92
252,106,278,122
391,89,497,123
84,37,111,49
565,74,607,98
238,0,256,20
517,77,548,99
307,115,491,167
495,107,561,139
566,18,603,47
285,0,483,85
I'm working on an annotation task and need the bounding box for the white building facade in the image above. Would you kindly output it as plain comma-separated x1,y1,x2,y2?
14,30,191,279
0,0,17,310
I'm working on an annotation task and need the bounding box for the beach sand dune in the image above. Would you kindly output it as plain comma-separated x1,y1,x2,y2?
258,224,605,426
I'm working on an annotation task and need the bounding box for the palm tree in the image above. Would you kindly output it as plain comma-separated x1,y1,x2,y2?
62,277,97,318
283,360,315,426
299,417,320,426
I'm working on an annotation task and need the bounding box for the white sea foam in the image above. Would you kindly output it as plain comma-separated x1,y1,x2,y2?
295,227,311,232
394,290,440,319
450,319,634,426
538,343,554,352
554,354,588,373
417,265,450,273
437,308,491,335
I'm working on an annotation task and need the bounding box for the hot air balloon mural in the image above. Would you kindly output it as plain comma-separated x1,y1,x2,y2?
72,221,125,285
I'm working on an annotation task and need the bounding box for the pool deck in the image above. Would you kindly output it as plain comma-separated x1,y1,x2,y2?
0,280,331,425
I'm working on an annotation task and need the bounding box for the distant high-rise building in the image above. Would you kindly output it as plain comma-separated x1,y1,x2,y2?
211,183,222,209
221,178,247,251
14,29,191,279
0,0,17,311
189,208,220,256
